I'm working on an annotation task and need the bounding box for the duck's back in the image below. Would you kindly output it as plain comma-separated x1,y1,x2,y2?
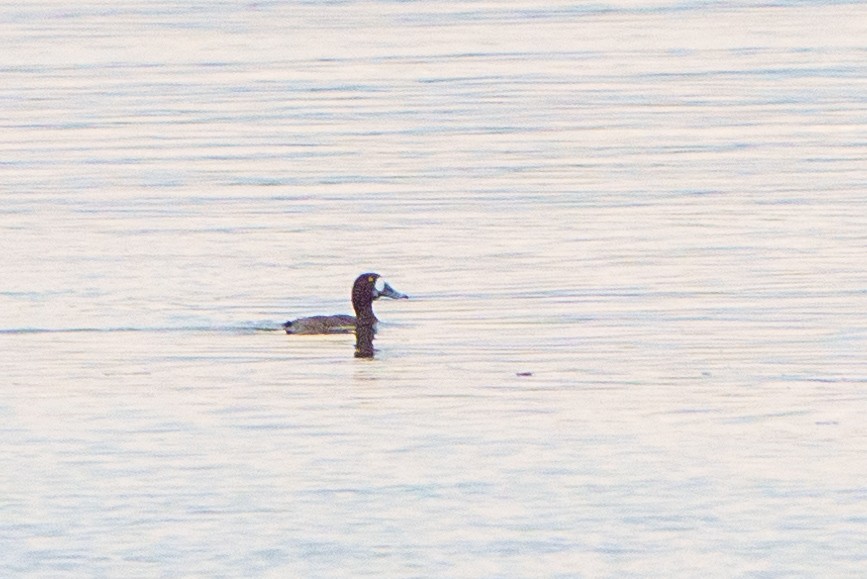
283,314,356,334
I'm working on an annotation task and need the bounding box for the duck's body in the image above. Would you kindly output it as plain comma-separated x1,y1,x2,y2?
283,314,356,335
283,273,407,356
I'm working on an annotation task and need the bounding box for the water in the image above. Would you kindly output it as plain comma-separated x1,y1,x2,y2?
2,1,867,576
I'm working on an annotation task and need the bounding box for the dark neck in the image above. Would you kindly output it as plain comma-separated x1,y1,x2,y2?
352,295,377,325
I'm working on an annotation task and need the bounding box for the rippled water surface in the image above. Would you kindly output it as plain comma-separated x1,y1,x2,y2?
2,1,867,576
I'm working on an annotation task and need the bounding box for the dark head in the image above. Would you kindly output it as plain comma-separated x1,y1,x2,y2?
351,273,408,323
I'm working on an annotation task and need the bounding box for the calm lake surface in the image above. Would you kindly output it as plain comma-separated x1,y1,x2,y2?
2,1,866,576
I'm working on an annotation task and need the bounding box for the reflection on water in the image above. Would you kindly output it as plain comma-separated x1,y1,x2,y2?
2,0,867,576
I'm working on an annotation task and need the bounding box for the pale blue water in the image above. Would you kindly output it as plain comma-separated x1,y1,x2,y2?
2,1,867,576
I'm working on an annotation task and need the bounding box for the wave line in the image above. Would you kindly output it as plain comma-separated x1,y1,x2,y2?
0,324,283,335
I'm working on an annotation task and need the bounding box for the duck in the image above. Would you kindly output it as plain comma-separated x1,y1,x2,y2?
282,273,408,336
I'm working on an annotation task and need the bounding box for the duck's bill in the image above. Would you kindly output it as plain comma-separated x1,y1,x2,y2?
377,282,408,300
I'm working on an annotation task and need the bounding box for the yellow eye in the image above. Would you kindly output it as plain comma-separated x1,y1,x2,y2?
368,276,375,283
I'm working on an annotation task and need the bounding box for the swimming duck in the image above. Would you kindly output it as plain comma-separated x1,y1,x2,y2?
282,273,408,336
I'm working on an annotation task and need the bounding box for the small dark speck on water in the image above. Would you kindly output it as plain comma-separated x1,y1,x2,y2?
516,371,534,377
